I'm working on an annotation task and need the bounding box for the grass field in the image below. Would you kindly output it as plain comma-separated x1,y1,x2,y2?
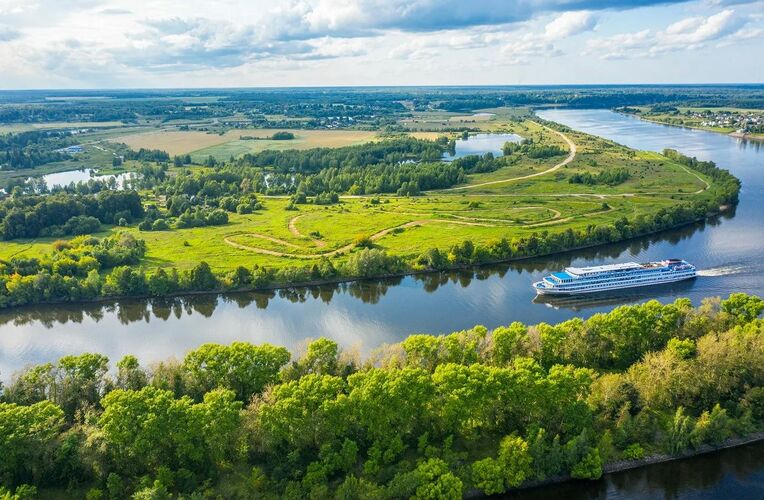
0,120,722,276
399,107,532,132
110,128,380,158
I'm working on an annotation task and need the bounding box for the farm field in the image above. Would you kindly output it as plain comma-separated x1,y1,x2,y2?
110,128,380,158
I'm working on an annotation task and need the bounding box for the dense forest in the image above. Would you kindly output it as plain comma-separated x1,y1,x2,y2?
0,293,762,498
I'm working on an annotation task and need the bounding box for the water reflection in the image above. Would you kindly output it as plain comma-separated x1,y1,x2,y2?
36,168,135,188
443,133,522,160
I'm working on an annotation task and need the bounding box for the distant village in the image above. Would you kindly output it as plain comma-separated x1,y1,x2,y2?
693,110,764,134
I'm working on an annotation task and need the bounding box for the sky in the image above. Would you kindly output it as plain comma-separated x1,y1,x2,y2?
0,0,761,89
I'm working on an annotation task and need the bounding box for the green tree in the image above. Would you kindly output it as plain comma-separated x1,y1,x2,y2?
116,355,148,391
183,342,290,401
0,401,64,487
570,447,602,480
409,458,462,500
721,293,764,325
497,435,533,487
471,458,505,495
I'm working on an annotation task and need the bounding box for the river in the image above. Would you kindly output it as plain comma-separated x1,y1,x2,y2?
0,109,762,375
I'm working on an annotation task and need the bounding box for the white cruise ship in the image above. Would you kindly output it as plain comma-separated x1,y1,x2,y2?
533,259,697,295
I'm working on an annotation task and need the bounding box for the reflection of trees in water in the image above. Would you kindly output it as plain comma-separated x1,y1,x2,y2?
117,301,151,324
344,277,402,304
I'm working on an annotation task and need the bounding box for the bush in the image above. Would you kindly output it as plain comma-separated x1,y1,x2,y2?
152,219,169,231
62,215,101,236
622,444,645,460
353,234,373,249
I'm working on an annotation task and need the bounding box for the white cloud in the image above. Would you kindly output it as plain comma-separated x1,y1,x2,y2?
544,11,597,39
585,8,761,58
0,0,761,87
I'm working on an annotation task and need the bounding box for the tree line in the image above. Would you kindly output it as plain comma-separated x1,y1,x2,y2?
0,191,144,240
0,130,73,170
0,294,762,498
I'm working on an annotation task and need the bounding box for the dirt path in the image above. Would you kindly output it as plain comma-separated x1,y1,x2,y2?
440,124,577,192
678,164,711,194
378,206,562,225
224,219,492,259
288,214,327,247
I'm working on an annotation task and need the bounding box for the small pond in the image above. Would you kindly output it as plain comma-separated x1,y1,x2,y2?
443,133,522,160
35,168,135,189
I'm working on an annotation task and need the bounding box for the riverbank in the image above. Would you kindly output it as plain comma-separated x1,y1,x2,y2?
492,431,764,498
618,111,764,142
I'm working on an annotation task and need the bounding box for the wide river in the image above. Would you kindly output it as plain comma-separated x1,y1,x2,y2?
1,109,763,497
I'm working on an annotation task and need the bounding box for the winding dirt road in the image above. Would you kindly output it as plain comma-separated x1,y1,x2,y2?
441,124,577,191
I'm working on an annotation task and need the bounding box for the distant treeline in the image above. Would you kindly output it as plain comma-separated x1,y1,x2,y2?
1,293,763,498
0,191,144,239
0,130,73,169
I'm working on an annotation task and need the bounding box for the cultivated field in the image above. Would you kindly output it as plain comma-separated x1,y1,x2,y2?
110,128,380,158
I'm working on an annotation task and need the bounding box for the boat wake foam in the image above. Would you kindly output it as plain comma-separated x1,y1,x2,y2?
697,266,746,277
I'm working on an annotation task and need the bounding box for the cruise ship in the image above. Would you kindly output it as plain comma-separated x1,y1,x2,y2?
533,259,697,295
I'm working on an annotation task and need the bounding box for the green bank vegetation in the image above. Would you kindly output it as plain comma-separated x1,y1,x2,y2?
1,293,763,498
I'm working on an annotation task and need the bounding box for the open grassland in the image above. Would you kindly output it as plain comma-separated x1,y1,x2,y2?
110,128,380,158
0,122,720,275
399,107,532,132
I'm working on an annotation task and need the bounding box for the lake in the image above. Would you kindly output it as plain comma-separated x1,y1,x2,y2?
1,109,763,377
443,132,522,160
35,168,135,189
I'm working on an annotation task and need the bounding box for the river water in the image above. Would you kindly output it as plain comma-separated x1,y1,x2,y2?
0,109,762,376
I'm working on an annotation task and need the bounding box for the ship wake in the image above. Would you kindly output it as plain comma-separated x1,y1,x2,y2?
697,265,746,277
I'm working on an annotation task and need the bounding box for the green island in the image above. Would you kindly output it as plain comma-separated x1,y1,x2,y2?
0,111,740,308
1,293,762,498
618,105,764,140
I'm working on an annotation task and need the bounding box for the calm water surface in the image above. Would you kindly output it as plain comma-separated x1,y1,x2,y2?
36,168,135,188
443,132,522,160
0,109,762,375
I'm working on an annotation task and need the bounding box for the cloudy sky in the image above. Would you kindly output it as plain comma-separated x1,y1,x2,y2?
0,0,761,88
